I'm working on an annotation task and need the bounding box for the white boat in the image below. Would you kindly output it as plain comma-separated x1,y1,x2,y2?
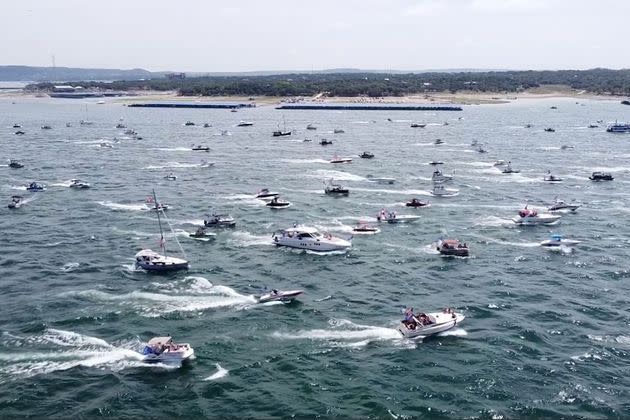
502,162,520,173
266,197,291,209
204,213,236,227
513,207,561,226
272,225,351,252
543,171,563,182
330,155,352,164
256,289,303,303
540,234,581,247
333,128,345,134
432,169,452,183
376,209,421,224
255,188,280,199
69,179,90,189
606,121,630,133
142,336,194,363
306,123,317,130
237,121,254,127
135,190,189,272
164,173,177,180
324,179,349,195
430,184,459,197
8,195,23,209
548,198,580,213
398,308,465,339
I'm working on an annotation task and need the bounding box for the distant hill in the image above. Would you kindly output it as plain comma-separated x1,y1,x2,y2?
0,66,160,81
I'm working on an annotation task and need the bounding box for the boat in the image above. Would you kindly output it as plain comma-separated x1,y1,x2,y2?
524,123,533,128
203,123,212,128
544,128,555,132
145,195,168,211
475,145,487,153
303,138,312,142
66,123,72,127
434,139,444,145
550,106,558,109
319,139,333,145
606,122,630,133
12,124,21,128
255,188,280,199
366,175,395,184
588,124,599,128
272,118,291,137
26,182,45,192
188,226,216,239
398,308,464,339
8,195,23,209
543,171,563,182
14,130,25,135
359,151,374,159
164,173,177,181
589,171,614,181
41,125,52,130
204,213,236,228
99,142,114,148
271,225,351,252
493,160,507,167
141,336,194,363
8,159,24,169
96,100,105,105
622,100,630,106
548,198,580,213
430,184,459,197
199,160,215,168
436,239,469,257
560,144,574,150
135,190,189,272
376,209,421,224
406,198,431,208
352,221,380,235
502,162,520,174
432,168,452,183
428,161,444,166
266,197,291,209
69,179,91,189
333,128,345,134
124,129,137,135
256,289,303,303
306,123,317,130
540,234,581,248
237,121,254,127
330,155,352,164
184,121,195,126
324,179,349,195
192,145,210,151
410,123,426,128
513,206,561,226
116,123,126,129
79,120,93,126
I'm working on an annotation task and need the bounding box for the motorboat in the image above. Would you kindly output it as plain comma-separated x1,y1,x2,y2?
145,195,168,211
273,130,291,137
513,206,561,226
203,123,212,128
436,239,469,257
14,130,25,135
255,188,280,199
543,171,563,182
366,175,395,184
376,209,421,224
430,185,459,197
237,121,254,127
256,289,303,303
359,151,374,159
493,160,507,167
204,213,236,228
8,195,23,209
333,128,345,134
99,142,114,148
124,129,137,135
606,122,630,133
303,138,313,142
428,161,444,166
12,124,21,128
142,336,194,363
164,173,177,181
266,197,291,209
324,179,349,195
434,139,444,145
589,171,613,181
352,221,380,235
588,124,599,128
306,123,317,130
524,123,533,128
184,121,195,126
199,160,215,168
330,155,352,163
443,122,449,126
550,106,558,109
410,123,426,128
475,145,487,153
271,225,351,252
189,226,216,239
41,125,52,130
8,159,24,169
398,308,465,339
26,182,45,192
116,123,126,129
66,123,72,127
319,139,333,145
548,198,580,213
432,169,452,183
544,128,555,132
560,144,574,150
69,179,91,189
502,162,520,173
406,198,431,208
79,120,93,126
540,234,581,248
192,145,210,151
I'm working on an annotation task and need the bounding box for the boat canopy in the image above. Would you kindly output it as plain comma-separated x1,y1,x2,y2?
148,336,173,347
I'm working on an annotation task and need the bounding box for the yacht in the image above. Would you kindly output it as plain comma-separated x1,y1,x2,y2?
513,206,561,226
606,122,630,133
436,239,469,257
141,336,194,363
271,225,351,252
324,179,349,195
398,308,465,339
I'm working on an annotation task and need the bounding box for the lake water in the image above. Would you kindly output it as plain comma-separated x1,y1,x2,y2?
1,96,630,418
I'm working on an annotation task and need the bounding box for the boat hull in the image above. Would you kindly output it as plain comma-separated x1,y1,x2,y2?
398,313,465,339
143,347,194,363
272,236,351,252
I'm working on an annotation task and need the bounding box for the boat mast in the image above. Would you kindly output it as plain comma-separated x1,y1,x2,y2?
152,189,167,257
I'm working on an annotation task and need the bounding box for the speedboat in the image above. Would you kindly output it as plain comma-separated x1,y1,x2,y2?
69,179,91,189
540,234,581,248
272,130,291,137
330,155,352,164
588,124,599,128
8,195,23,209
256,289,303,303
79,120,93,126
502,162,520,173
434,139,444,145
306,123,317,130
548,198,580,213
184,121,195,126
266,197,291,209
376,209,421,224
428,161,444,166
543,171,563,182
333,128,345,134
319,139,333,145
436,239,469,257
406,198,431,208
164,173,177,180
366,175,395,184
524,123,533,128
272,225,351,252
124,129,137,135
14,130,25,135
41,125,52,130
324,179,349,195
513,207,561,226
398,308,465,339
410,123,426,128
203,123,212,128
189,226,216,239
192,145,210,151
493,160,507,167
475,145,487,153
560,144,574,150
12,124,21,128
359,151,374,159
99,142,114,148
8,159,24,169
432,169,452,183
142,336,194,363
204,213,236,228
116,123,126,129
430,185,458,197
544,128,555,132
589,171,613,181
352,221,380,235
237,121,254,127
255,188,279,199
26,182,45,192
606,122,630,133
135,249,188,271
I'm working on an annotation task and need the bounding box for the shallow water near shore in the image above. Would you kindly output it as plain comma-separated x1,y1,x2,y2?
1,97,630,418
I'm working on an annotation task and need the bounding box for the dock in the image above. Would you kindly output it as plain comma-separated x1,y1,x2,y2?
127,102,255,109
275,103,463,111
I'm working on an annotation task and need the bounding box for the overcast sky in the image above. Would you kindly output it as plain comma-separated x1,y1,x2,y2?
2,0,628,72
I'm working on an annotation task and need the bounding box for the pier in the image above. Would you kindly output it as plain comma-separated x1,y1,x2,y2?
275,103,463,111
128,102,255,109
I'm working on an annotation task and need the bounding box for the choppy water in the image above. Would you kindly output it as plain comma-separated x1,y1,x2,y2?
1,97,630,418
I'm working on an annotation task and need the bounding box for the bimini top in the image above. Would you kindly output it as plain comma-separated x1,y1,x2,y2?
147,336,173,346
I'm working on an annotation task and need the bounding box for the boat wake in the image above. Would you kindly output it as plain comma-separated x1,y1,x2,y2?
203,363,229,381
97,201,149,212
281,158,329,164
227,231,274,247
143,162,201,170
352,187,431,196
309,169,366,182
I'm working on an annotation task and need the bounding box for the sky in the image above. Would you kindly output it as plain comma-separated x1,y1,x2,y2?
1,0,628,72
